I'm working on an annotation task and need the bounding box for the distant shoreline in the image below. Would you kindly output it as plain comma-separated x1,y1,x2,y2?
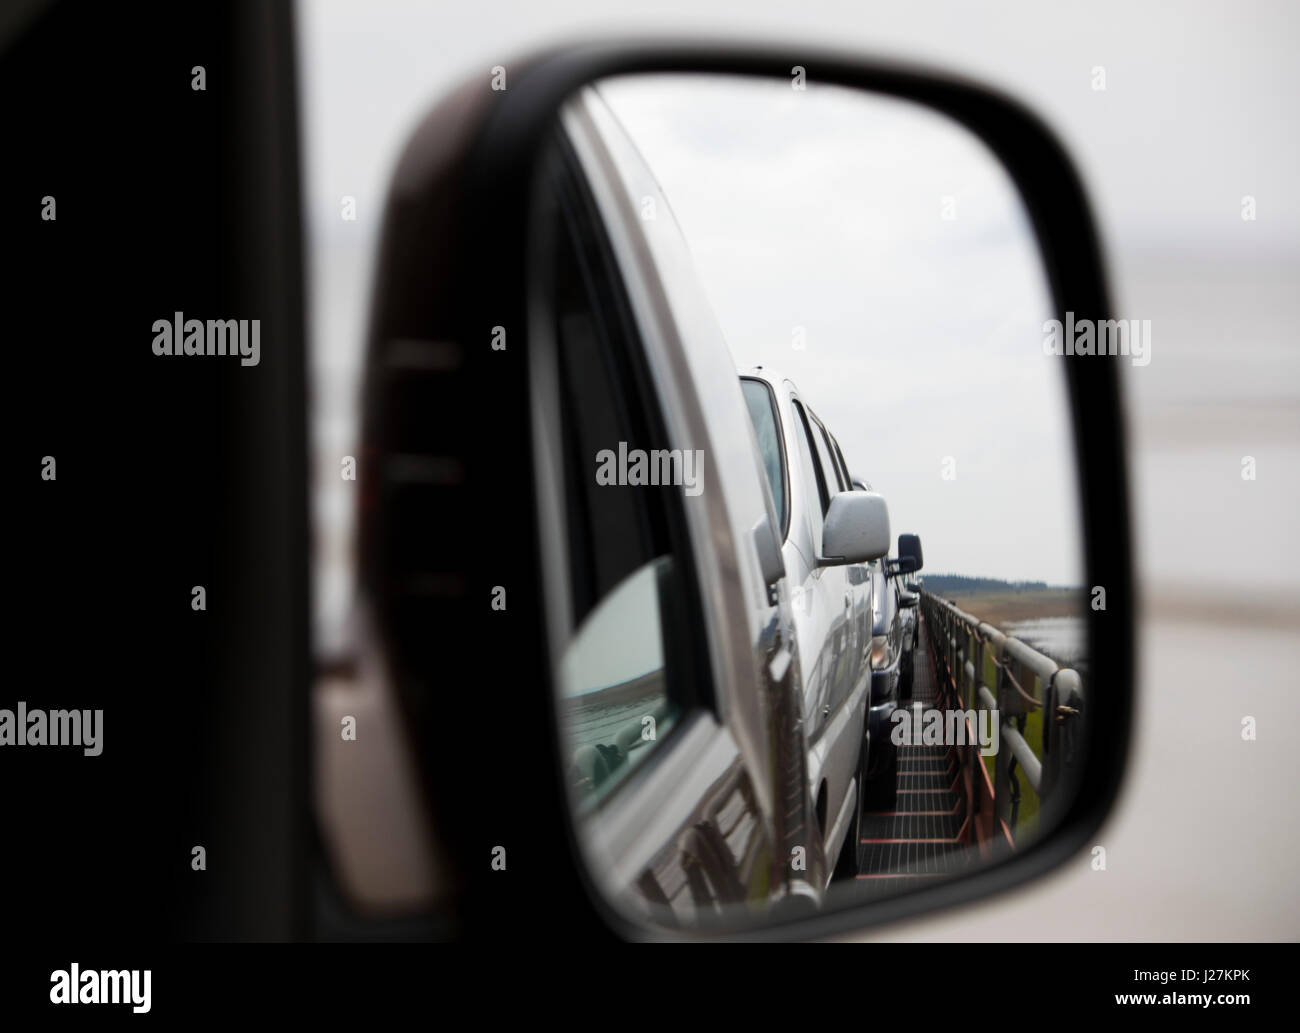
936,587,1083,627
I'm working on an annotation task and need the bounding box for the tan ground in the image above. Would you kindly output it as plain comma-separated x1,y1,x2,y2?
937,588,1083,628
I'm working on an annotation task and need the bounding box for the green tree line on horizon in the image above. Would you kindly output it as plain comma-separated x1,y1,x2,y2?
919,574,1077,594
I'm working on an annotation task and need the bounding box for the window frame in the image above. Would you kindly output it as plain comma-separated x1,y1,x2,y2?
739,376,791,543
550,153,665,628
830,433,854,494
790,397,831,531
535,126,719,812
808,408,847,496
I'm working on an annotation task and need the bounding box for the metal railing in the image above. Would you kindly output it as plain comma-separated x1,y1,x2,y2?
920,591,1085,854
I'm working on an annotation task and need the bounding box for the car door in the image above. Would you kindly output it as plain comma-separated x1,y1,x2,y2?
819,418,873,694
808,410,862,714
806,409,870,849
783,396,859,857
784,394,833,733
829,432,874,660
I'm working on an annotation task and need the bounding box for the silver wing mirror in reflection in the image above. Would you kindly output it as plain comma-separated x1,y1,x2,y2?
820,490,890,566
557,557,682,813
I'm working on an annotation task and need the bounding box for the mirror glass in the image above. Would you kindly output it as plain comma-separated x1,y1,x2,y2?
529,72,1087,933
559,557,681,813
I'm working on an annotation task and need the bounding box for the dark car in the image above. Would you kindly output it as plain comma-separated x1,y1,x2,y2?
850,480,924,809
898,582,918,698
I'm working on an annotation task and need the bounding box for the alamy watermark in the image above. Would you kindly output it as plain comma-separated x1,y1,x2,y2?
891,704,999,757
50,964,150,1014
152,312,260,367
1043,312,1151,367
0,702,103,756
595,442,704,497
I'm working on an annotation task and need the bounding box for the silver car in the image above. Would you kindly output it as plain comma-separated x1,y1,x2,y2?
741,369,884,880
533,87,893,924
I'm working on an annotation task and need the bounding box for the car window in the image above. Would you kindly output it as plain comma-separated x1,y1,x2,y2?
551,191,656,620
809,411,847,494
830,434,853,492
825,427,850,491
791,398,830,532
741,378,788,537
541,141,710,809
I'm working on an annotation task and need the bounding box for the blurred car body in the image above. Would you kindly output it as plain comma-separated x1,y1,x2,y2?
530,87,885,923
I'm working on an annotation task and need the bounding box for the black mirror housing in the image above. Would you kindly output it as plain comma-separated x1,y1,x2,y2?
358,40,1133,946
898,533,924,573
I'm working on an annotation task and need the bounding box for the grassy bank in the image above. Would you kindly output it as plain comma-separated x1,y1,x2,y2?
939,587,1082,628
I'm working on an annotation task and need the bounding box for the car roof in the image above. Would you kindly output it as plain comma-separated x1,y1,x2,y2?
738,365,785,385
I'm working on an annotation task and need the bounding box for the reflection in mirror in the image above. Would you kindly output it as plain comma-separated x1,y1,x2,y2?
559,558,680,813
530,72,1086,933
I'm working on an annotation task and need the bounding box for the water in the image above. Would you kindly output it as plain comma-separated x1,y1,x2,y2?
1002,617,1086,672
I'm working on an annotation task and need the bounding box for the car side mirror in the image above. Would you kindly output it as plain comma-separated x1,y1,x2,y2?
899,593,918,609
897,533,924,574
357,44,1132,946
820,490,890,566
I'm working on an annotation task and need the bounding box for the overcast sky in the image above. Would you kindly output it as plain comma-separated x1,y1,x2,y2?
597,74,1081,584
290,0,1300,940
296,1,1299,643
